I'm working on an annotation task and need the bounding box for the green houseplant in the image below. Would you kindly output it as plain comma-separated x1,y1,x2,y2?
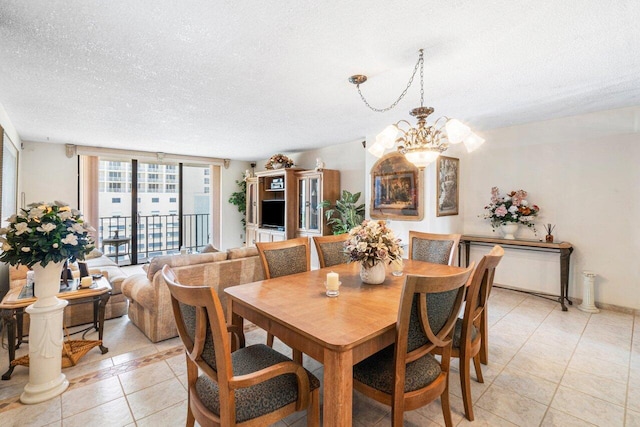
319,190,366,235
228,175,247,230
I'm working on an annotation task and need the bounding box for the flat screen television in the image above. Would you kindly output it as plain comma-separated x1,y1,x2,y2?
261,199,285,229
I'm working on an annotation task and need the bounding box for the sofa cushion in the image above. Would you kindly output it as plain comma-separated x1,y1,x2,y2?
147,252,228,280
201,244,219,253
85,248,104,259
227,246,259,260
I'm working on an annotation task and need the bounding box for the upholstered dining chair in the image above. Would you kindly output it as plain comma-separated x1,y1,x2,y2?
432,245,504,421
408,231,461,266
256,237,310,361
353,264,474,427
312,233,349,268
161,265,320,427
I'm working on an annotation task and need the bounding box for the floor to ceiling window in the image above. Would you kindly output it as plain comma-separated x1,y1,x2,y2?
89,157,214,265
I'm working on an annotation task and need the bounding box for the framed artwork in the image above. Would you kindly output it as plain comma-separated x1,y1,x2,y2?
436,155,459,216
370,152,423,221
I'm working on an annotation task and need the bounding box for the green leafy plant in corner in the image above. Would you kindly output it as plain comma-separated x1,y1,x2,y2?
228,175,247,230
319,190,366,235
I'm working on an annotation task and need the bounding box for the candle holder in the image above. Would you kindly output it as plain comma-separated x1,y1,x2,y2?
325,281,341,297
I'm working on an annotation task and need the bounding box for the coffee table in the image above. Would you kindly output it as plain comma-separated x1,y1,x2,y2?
0,276,111,380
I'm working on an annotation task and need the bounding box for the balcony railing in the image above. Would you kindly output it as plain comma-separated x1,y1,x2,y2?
98,213,210,264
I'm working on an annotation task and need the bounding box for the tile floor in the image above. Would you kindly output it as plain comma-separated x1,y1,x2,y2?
0,286,638,426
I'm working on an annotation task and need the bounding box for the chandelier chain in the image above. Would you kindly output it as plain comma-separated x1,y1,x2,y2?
355,50,424,113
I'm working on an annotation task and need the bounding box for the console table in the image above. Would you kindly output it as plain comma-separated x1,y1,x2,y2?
0,277,111,380
459,235,574,311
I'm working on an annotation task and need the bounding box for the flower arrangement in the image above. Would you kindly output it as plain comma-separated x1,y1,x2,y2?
265,153,294,170
344,219,403,268
0,201,95,268
482,187,540,232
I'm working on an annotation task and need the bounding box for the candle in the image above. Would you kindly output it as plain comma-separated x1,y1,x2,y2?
326,272,340,291
80,276,93,289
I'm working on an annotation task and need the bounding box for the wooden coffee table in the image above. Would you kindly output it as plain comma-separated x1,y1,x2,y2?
0,276,111,380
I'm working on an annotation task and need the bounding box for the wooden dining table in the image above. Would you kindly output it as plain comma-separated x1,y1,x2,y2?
225,259,466,426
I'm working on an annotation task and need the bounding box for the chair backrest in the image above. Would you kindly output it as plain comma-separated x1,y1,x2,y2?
256,237,311,279
461,245,504,343
312,234,350,268
408,231,461,266
161,265,232,389
396,264,474,366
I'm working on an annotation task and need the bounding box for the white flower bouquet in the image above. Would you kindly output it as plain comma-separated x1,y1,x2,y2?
0,201,95,267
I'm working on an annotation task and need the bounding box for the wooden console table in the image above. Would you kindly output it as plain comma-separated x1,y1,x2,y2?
459,235,574,311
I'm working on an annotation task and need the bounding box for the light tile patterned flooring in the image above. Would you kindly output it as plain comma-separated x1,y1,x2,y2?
0,287,638,426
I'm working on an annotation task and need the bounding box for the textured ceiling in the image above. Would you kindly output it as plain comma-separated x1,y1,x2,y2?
1,1,639,161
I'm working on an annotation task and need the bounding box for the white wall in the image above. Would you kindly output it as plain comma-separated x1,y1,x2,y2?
361,106,640,310
21,141,78,206
462,107,640,310
220,160,251,250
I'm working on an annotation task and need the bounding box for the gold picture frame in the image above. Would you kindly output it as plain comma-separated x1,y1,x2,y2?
436,155,459,216
370,152,423,221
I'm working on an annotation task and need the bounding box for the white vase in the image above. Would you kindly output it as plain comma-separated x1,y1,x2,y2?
272,162,284,169
500,223,519,240
32,261,65,308
360,261,386,285
21,260,69,404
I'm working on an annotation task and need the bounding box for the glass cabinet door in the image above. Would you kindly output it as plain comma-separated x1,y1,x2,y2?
298,177,307,230
308,177,320,232
246,180,255,225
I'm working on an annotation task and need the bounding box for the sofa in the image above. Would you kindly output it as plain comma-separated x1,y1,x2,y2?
121,246,264,343
8,249,128,330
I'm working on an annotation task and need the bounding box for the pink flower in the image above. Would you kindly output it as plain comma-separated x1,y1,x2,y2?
494,205,508,217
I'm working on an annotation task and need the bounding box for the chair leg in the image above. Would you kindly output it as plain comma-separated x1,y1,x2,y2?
480,312,489,365
460,356,474,421
441,383,454,427
267,332,274,347
473,353,484,383
391,407,405,427
186,406,196,427
307,388,320,427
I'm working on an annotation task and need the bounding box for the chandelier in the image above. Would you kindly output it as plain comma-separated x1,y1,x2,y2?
350,49,485,168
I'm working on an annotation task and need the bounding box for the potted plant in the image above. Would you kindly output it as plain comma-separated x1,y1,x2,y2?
319,190,365,235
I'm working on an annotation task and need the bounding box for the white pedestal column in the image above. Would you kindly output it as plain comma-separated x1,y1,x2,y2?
20,298,69,404
578,271,599,313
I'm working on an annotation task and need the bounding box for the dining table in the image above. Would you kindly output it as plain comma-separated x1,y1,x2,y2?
225,259,466,426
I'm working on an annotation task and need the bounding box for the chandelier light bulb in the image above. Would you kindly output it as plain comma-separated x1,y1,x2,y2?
444,119,472,144
367,141,386,158
376,124,399,148
463,132,486,152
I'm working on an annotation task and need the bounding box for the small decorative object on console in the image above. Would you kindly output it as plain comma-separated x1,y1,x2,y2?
481,187,540,235
543,223,555,242
265,153,294,170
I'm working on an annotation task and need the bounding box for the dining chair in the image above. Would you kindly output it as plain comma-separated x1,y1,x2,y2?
161,265,320,427
408,231,461,266
256,237,310,362
312,233,349,268
353,264,474,427
432,245,504,421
